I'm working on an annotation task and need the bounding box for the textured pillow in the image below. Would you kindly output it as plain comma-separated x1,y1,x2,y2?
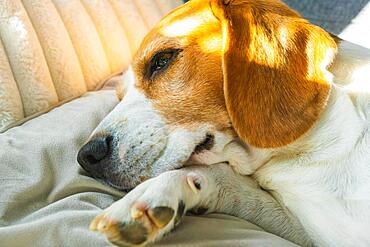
0,0,183,132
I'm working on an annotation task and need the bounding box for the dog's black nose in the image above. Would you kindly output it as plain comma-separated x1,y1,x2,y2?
77,135,113,178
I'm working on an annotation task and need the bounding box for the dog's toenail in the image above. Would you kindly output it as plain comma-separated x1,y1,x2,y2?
131,202,147,219
90,214,105,231
131,207,144,219
148,207,175,228
97,220,107,231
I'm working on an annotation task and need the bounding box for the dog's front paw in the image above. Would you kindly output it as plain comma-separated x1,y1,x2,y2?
90,170,206,246
90,202,184,246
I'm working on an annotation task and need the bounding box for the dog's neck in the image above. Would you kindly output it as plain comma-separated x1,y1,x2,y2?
226,39,370,175
287,38,370,161
286,86,365,160
245,85,366,174
246,39,370,171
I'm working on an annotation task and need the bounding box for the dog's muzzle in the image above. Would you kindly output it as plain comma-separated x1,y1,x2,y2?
76,83,214,191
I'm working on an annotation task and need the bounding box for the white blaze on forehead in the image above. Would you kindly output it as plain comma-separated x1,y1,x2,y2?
115,65,135,100
161,17,202,37
92,65,159,136
122,65,136,90
115,73,151,115
160,7,215,38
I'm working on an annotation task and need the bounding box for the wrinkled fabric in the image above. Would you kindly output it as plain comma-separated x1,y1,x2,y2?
1,1,369,246
0,90,296,247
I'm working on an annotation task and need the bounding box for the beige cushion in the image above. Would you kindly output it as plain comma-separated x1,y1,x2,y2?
0,89,296,247
0,0,183,132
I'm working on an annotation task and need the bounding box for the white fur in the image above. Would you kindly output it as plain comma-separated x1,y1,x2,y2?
98,164,312,246
92,66,248,189
246,86,370,246
94,46,370,246
232,42,370,245
330,40,370,91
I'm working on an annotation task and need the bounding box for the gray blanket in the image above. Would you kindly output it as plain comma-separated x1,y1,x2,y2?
0,90,295,246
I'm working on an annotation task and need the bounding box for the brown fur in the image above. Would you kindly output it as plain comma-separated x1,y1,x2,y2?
131,0,337,147
132,1,231,133
212,0,336,147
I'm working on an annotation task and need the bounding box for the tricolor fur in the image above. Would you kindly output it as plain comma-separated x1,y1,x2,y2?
78,0,370,246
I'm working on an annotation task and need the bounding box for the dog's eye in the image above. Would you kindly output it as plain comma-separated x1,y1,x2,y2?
154,53,172,71
146,49,182,80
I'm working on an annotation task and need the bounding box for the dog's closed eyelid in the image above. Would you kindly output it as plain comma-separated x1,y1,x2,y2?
144,48,183,81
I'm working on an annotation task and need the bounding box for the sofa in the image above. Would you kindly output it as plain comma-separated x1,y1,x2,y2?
0,1,369,246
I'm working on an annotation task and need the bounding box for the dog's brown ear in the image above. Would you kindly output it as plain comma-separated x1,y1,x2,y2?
211,0,336,148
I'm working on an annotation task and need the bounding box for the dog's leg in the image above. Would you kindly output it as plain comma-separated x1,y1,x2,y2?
90,163,312,246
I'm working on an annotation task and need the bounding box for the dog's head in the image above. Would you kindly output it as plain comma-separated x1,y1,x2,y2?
77,0,336,191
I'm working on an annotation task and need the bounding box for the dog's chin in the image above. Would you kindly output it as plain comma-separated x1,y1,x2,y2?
99,133,231,191
107,180,131,192
95,177,129,192
97,172,142,193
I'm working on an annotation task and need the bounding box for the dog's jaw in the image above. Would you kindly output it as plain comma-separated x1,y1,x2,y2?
88,66,246,191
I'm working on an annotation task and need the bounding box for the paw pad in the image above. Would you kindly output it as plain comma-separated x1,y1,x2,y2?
119,221,148,245
148,207,175,228
90,204,177,246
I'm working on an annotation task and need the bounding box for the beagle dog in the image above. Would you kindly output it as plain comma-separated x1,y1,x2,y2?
77,0,370,246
